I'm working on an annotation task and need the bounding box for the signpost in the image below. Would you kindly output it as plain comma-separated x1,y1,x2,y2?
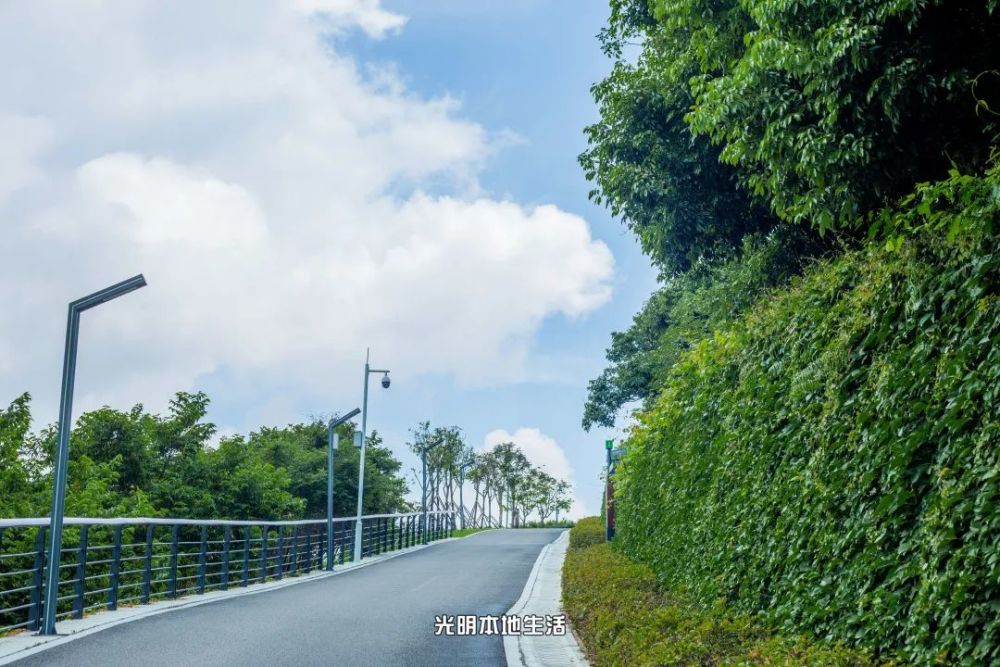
605,439,615,541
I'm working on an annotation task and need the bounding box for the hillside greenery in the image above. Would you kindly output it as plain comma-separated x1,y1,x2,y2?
584,0,999,664
616,168,999,664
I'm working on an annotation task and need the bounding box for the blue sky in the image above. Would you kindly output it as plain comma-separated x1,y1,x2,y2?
0,1,657,518
322,0,658,513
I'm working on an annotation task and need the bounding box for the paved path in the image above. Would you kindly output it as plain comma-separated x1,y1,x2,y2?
11,529,563,667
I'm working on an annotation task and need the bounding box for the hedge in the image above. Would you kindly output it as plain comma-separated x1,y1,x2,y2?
562,520,884,666
569,516,605,550
615,170,1000,665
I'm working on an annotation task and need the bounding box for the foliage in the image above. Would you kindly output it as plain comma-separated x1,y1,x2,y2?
615,172,1000,665
584,227,820,428
563,524,883,666
568,516,605,549
681,0,1000,230
411,422,574,528
0,393,34,518
0,392,408,521
582,0,779,275
585,0,998,428
871,161,1000,246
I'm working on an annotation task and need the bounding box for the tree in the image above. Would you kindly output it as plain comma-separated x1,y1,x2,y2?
583,229,815,429
682,0,1000,230
0,393,36,517
581,0,778,275
0,391,409,522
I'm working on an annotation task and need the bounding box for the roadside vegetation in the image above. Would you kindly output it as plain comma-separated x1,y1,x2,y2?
563,519,887,667
0,392,407,520
452,527,493,538
582,0,998,664
407,422,573,529
0,400,574,527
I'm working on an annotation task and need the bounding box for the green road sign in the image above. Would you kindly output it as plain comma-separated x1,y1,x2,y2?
605,439,614,450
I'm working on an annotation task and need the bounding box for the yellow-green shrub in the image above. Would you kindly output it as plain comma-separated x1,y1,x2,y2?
562,541,884,666
568,516,605,550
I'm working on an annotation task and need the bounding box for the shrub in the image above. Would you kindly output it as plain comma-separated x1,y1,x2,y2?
568,516,605,550
562,542,884,667
615,169,1000,665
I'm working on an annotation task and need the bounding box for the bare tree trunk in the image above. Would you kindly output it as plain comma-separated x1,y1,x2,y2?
471,481,481,527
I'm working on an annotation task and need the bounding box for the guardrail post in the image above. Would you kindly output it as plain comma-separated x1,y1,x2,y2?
108,525,123,611
381,517,388,554
168,525,179,598
241,527,251,587
259,526,269,582
142,525,153,604
73,525,89,618
27,526,47,631
304,530,313,573
340,523,348,564
221,525,231,591
276,527,285,580
290,527,299,576
197,525,208,594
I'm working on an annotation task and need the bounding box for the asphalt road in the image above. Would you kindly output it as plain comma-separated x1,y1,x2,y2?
13,529,564,667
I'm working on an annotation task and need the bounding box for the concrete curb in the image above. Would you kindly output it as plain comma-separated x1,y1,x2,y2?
504,530,589,667
0,539,451,666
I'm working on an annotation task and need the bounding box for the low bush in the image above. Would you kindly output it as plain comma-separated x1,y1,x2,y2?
562,539,885,666
568,516,605,550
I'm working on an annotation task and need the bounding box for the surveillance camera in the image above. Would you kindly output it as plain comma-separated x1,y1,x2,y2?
381,373,391,389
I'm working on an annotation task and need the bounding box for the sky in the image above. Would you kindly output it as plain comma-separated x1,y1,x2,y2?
0,0,657,518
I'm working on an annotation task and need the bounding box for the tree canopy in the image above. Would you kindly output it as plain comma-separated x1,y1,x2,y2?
583,0,999,428
0,392,408,521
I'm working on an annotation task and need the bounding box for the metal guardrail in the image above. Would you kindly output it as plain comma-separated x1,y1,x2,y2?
0,511,453,635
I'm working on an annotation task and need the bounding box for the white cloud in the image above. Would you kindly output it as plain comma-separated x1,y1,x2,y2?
294,0,408,37
0,114,52,206
0,1,613,423
482,427,590,519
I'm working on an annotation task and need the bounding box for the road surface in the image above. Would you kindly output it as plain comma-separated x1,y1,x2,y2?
13,529,563,667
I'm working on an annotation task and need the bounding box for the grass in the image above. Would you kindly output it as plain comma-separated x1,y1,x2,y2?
451,527,494,538
562,519,892,667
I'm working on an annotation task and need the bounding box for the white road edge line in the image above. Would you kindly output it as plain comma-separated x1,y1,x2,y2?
504,530,590,667
0,538,457,666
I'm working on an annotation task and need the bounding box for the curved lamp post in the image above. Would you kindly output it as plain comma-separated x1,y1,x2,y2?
353,349,390,563
42,274,147,635
327,408,360,570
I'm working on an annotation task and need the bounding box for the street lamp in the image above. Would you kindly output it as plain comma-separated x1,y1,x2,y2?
327,407,360,570
42,274,147,635
353,349,390,563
